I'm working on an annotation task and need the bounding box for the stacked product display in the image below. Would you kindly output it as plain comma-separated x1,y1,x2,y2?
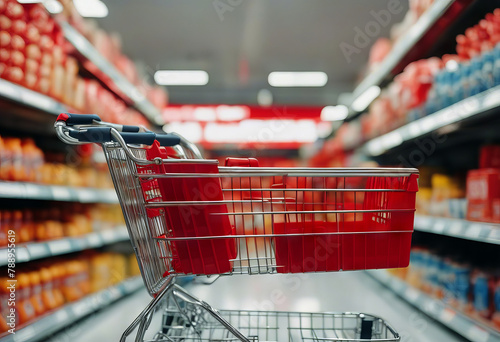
415,145,500,224
0,135,112,187
0,204,124,245
0,252,140,335
0,0,160,125
318,9,500,156
389,246,500,331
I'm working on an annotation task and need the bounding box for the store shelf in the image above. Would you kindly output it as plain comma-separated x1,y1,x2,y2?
0,78,67,116
415,215,500,245
369,270,500,342
57,21,163,126
0,181,118,203
347,0,472,117
362,84,500,156
0,276,143,342
0,228,129,266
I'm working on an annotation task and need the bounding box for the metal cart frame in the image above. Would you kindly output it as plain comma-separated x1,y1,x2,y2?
55,114,415,342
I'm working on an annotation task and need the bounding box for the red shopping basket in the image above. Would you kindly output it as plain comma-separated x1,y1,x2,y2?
273,173,418,273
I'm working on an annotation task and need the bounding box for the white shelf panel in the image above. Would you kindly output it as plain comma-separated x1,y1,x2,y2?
369,270,500,342
0,276,143,342
362,85,500,156
0,228,130,266
415,215,500,245
0,78,67,115
0,181,118,203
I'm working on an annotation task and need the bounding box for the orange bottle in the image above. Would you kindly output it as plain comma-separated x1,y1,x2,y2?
20,210,35,244
21,139,37,182
62,261,83,302
1,211,11,247
11,211,22,243
79,260,91,296
0,211,7,247
35,210,48,241
0,278,16,332
5,138,25,181
50,265,65,307
17,273,36,324
40,267,58,311
29,271,45,316
0,135,11,180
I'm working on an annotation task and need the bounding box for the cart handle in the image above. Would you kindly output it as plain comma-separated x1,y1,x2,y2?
67,127,181,146
57,113,144,133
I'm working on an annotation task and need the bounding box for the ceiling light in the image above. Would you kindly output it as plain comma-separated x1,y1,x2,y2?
74,0,109,18
44,0,63,14
321,105,348,121
268,72,328,87
257,89,273,106
351,85,381,112
154,70,209,86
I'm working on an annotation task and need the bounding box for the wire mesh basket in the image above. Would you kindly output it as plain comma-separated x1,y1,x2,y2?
152,285,400,342
55,114,413,342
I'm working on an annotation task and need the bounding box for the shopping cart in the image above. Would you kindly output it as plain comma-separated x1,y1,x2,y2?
55,113,419,342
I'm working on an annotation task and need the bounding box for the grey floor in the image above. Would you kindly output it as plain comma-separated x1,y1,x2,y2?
48,271,465,342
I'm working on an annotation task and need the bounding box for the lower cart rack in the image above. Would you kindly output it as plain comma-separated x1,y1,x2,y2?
153,284,400,342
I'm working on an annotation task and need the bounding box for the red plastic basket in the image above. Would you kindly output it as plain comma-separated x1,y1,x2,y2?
137,148,418,276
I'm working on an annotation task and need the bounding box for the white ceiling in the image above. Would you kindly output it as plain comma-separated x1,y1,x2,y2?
98,0,408,105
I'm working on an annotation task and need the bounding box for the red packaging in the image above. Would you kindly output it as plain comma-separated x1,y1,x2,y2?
479,145,500,169
466,169,500,222
140,143,236,276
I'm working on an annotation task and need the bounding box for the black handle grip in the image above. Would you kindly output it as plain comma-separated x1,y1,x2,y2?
57,113,101,125
156,133,181,147
121,125,141,133
68,127,111,143
120,132,157,145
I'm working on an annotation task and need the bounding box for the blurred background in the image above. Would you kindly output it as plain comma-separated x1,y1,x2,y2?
1,0,500,341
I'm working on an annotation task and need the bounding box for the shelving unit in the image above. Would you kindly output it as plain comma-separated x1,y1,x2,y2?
0,227,129,266
369,270,500,342
0,276,143,342
0,181,118,203
0,79,67,116
57,21,164,126
347,0,473,117
361,84,500,156
414,215,500,245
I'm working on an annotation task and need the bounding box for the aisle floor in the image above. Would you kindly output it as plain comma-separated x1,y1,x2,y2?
49,271,465,342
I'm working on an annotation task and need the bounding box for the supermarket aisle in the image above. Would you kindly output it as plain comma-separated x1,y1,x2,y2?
55,272,464,342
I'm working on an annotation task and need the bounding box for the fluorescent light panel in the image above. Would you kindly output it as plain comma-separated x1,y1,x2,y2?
74,0,109,18
351,85,381,112
154,70,209,86
321,105,348,121
268,72,328,87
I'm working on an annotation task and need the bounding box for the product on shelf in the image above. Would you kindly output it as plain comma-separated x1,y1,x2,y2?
466,168,500,223
56,0,168,110
393,247,500,332
0,0,149,126
0,135,114,187
0,252,137,334
319,9,500,161
0,204,124,247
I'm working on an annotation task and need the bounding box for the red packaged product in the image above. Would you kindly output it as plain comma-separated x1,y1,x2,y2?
479,145,500,169
466,169,500,222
